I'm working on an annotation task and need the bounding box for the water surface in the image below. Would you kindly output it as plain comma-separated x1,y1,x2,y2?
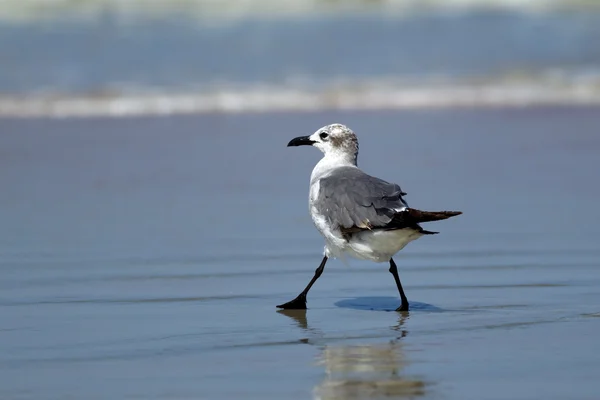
1,108,600,399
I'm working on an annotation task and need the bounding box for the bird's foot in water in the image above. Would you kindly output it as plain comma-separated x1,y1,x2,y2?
276,294,307,309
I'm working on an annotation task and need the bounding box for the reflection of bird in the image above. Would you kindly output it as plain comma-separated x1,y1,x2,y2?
278,123,461,311
277,309,309,331
392,312,409,339
314,342,425,400
276,309,323,344
277,305,422,398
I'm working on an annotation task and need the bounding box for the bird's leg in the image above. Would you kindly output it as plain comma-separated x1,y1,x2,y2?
276,256,328,309
389,258,409,312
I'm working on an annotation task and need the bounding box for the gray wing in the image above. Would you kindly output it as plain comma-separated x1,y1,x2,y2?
316,166,408,232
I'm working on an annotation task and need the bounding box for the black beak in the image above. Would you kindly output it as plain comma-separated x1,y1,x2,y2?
287,135,316,147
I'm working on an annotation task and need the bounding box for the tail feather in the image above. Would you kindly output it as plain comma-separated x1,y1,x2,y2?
385,208,461,234
406,208,462,223
341,208,462,238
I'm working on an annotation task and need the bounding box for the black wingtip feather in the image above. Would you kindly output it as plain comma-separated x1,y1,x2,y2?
406,209,462,223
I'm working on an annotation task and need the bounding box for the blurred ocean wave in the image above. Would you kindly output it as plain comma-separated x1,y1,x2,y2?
2,0,600,22
2,1,600,116
3,75,600,117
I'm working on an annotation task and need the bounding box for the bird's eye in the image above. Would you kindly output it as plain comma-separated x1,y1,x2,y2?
320,132,329,139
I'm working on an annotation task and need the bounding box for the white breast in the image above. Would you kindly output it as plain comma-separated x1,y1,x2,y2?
309,179,347,258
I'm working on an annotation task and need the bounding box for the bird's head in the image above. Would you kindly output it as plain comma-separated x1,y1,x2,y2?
287,123,359,161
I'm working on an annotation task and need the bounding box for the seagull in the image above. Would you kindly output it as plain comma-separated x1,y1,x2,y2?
277,123,461,312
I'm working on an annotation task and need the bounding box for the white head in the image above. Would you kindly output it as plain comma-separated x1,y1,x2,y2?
287,123,359,164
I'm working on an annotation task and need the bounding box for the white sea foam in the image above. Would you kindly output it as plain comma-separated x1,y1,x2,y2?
2,78,600,118
1,0,598,22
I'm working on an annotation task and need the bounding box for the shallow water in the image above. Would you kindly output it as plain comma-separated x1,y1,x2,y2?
1,107,600,399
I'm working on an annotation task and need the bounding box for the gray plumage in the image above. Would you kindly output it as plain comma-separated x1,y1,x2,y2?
316,166,408,232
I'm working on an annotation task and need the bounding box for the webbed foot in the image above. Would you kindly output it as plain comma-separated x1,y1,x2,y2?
276,294,307,309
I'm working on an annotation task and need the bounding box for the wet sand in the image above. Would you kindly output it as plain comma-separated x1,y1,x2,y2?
1,107,600,399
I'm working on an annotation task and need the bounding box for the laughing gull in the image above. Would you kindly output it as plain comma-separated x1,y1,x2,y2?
277,123,461,311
